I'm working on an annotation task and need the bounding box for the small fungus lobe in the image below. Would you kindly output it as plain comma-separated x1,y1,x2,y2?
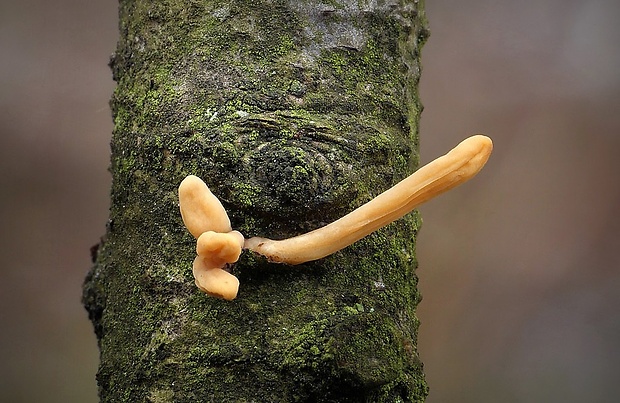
179,175,232,238
193,256,240,301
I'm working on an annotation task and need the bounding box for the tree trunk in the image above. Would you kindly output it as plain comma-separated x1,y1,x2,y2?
83,0,429,401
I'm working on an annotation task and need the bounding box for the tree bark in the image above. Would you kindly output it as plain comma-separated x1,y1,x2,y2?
84,0,429,401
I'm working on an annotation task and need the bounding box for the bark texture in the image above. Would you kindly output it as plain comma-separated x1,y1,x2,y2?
84,0,430,401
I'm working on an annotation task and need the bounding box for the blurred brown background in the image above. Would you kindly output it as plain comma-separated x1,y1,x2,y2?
1,1,618,402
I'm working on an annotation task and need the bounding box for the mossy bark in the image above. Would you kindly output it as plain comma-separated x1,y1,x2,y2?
84,0,430,401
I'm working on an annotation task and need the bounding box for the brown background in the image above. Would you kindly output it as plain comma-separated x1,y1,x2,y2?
1,1,618,402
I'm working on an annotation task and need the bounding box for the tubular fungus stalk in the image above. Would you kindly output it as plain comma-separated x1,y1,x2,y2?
244,135,493,265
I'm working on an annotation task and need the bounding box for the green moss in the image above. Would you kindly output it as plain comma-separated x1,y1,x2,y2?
231,181,261,208
280,318,334,369
148,387,174,403
276,34,296,57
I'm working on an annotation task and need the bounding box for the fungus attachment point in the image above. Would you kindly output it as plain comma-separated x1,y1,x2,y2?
245,135,493,265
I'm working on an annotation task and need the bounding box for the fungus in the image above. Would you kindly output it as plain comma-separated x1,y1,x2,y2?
179,175,231,238
196,230,244,268
178,176,242,300
244,135,493,264
179,134,493,300
193,256,240,301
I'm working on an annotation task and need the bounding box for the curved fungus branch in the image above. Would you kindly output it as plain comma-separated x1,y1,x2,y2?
244,135,493,265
